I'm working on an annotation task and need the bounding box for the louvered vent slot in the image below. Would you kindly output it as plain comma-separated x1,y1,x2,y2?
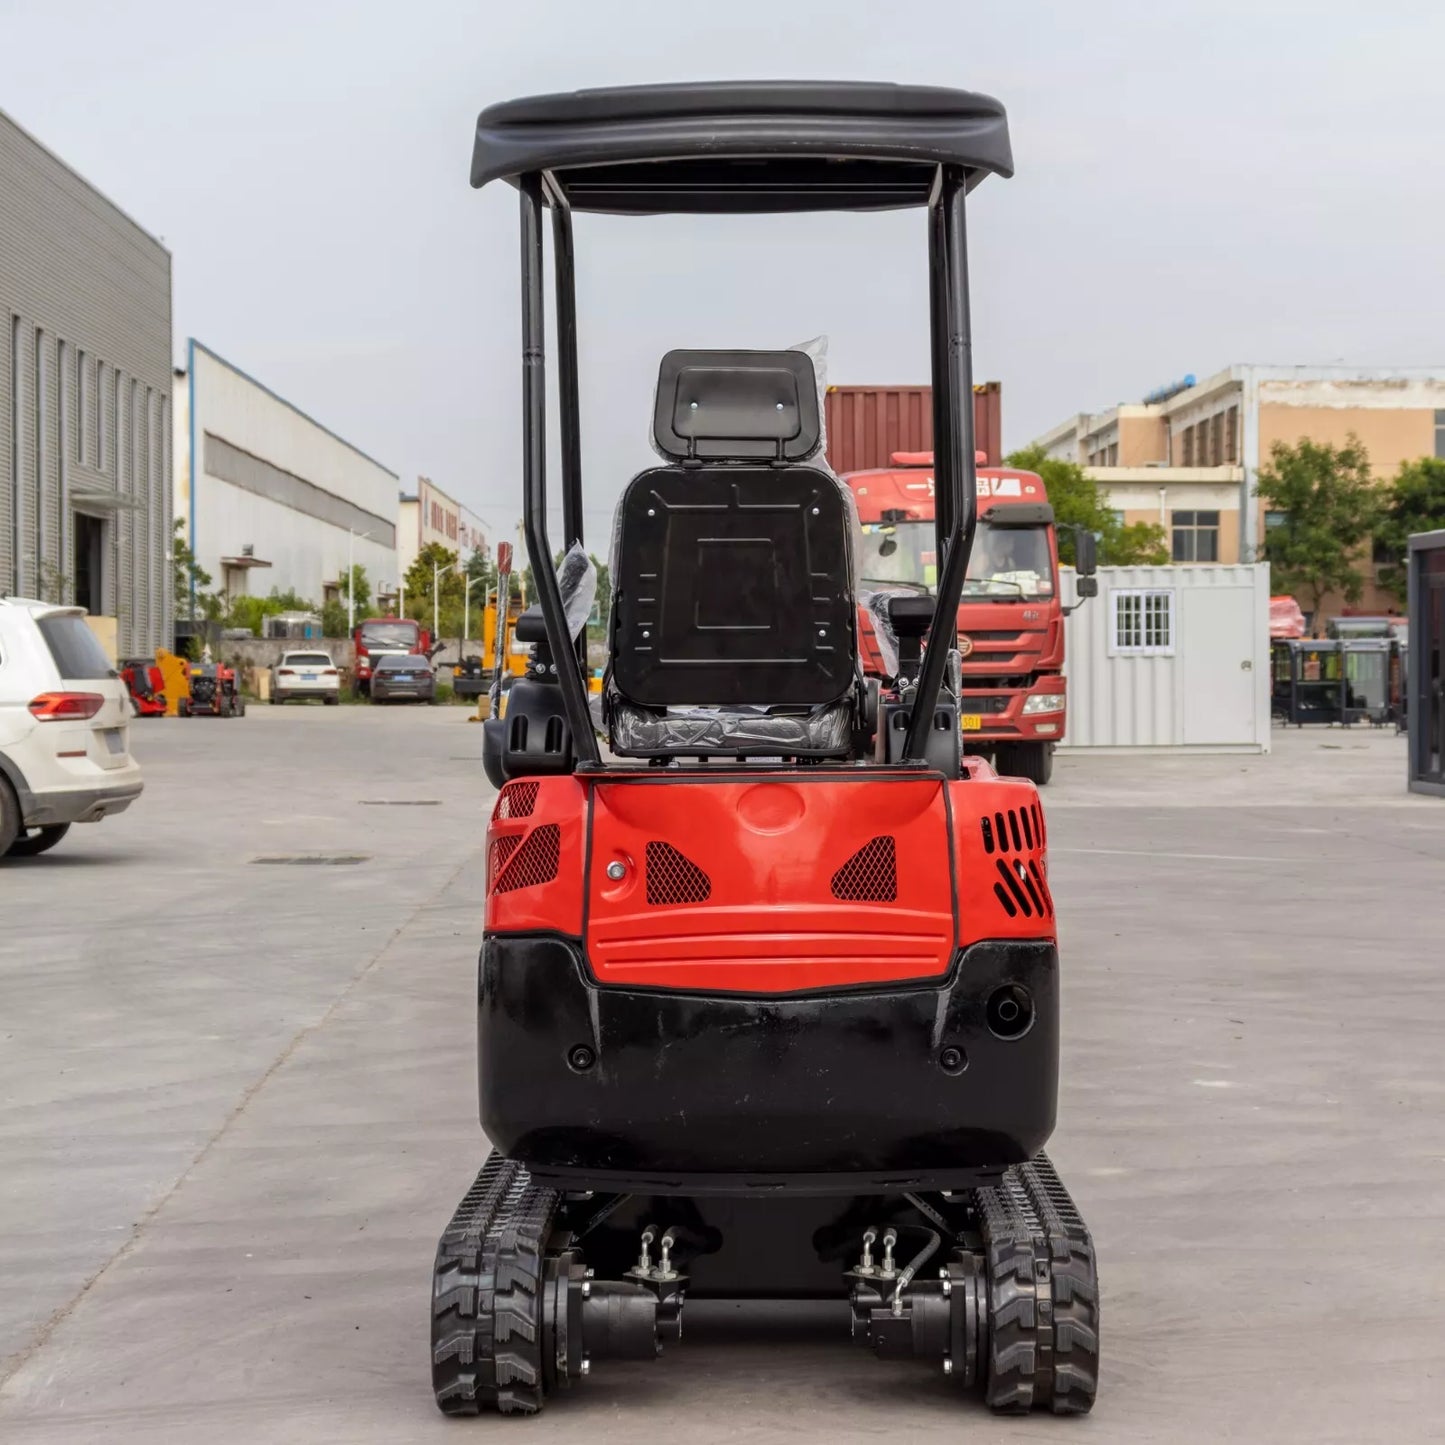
981,816,996,855
493,824,561,894
1029,859,1055,917
994,857,1034,918
645,842,711,905
494,781,539,820
831,836,898,902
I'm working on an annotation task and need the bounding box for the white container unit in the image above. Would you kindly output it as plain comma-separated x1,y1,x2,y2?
1061,563,1271,752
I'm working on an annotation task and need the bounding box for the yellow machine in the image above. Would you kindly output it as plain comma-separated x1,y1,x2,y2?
465,546,604,722
153,648,193,717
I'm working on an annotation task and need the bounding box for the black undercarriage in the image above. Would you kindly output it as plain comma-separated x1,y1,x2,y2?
431,1150,1099,1416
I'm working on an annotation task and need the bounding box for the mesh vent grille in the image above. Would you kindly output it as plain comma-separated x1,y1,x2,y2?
831,836,897,902
493,824,561,894
488,835,520,892
494,781,540,821
644,842,711,905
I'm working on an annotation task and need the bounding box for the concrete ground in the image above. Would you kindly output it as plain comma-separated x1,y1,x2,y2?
1,712,1442,1441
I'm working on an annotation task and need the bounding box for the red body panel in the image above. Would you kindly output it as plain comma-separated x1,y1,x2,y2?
483,765,1053,996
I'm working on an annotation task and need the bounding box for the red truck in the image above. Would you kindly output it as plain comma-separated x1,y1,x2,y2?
845,450,1096,785
352,617,436,696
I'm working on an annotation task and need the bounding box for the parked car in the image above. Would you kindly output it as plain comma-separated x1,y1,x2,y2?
270,649,341,705
0,598,144,858
370,652,436,705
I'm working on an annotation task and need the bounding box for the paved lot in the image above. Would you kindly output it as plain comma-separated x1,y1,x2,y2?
1,711,1442,1441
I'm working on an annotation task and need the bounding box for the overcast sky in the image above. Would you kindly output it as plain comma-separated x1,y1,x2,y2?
3,0,1442,543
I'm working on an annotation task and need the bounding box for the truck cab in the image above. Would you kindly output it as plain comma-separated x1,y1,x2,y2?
847,452,1092,784
352,617,434,696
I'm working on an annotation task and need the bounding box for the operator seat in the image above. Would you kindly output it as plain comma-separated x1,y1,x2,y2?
605,349,860,759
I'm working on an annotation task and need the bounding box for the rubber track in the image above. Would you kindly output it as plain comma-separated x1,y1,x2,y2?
975,1152,1100,1415
431,1152,561,1416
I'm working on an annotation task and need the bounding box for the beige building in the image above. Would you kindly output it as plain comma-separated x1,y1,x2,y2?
1031,366,1445,613
397,476,490,577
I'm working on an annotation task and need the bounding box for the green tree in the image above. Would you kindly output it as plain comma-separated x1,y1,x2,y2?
340,564,374,621
171,517,220,619
224,587,318,636
1003,446,1169,566
403,542,465,632
320,599,350,637
1374,456,1445,603
1255,436,1382,631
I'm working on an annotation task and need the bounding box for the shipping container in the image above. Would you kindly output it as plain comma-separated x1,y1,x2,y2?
1061,564,1271,752
823,381,1002,473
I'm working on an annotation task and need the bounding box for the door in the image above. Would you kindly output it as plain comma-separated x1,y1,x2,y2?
73,512,106,614
1181,585,1258,746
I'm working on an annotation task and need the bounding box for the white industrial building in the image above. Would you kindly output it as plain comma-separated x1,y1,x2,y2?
1061,563,1271,752
173,341,398,608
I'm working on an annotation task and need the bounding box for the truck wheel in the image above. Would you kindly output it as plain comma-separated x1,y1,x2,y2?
1000,741,1054,786
7,823,70,857
0,777,20,857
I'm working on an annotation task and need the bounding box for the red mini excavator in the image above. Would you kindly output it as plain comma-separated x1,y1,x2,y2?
432,80,1100,1419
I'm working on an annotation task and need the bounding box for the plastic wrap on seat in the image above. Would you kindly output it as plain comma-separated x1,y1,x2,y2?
858,587,921,678
555,541,597,639
610,699,852,757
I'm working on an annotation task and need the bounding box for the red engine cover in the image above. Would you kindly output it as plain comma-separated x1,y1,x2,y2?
584,774,955,993
483,766,1055,995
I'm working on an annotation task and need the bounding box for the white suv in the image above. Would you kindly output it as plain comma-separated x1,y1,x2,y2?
0,599,144,858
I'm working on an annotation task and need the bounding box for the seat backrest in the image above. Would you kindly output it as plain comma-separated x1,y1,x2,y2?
611,463,854,707
609,349,856,711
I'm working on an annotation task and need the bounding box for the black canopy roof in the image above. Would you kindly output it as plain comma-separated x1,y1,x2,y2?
470,81,1012,213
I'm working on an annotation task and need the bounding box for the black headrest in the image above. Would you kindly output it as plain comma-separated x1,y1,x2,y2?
652,349,821,462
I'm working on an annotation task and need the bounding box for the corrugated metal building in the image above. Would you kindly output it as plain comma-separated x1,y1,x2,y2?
0,108,172,652
1062,563,1271,752
174,341,399,608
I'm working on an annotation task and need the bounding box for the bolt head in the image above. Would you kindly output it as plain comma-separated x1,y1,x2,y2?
942,1357,953,1376
606,861,626,881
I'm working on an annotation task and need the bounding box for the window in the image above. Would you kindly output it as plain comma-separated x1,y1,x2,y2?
1435,409,1445,460
1110,589,1175,655
1265,510,1288,532
1209,413,1223,467
1182,427,1194,467
37,613,114,679
1172,510,1220,562
1225,406,1238,463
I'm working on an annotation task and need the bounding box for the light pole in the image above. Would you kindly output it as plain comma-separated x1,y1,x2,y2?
347,529,373,635
433,558,441,643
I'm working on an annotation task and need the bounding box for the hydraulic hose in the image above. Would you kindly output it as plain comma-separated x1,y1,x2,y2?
890,1229,942,1315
